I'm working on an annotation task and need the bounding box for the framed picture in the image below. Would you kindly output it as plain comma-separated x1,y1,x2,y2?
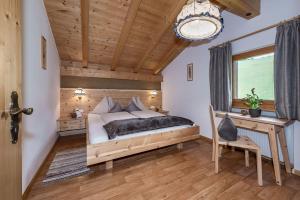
41,35,47,69
187,63,193,81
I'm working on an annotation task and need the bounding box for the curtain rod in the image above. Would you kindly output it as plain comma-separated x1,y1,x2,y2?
209,15,300,50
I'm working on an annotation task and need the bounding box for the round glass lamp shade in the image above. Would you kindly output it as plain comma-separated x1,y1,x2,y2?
174,0,223,41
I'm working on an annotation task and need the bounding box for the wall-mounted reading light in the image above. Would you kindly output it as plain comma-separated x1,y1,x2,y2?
150,90,158,99
74,88,86,100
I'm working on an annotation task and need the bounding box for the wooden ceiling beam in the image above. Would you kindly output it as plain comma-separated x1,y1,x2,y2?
61,66,163,82
80,0,89,68
210,0,260,19
134,0,188,73
111,0,142,71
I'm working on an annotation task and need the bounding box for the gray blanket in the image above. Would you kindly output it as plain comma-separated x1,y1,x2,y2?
103,116,194,139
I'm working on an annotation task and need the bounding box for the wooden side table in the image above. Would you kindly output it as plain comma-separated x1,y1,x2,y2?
216,111,292,186
57,117,86,136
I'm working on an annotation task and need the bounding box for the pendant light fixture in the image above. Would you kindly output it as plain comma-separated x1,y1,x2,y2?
174,0,224,41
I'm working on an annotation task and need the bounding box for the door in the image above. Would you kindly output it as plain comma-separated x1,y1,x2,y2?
0,1,23,199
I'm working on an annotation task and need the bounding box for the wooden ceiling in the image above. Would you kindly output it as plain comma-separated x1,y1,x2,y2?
44,0,260,75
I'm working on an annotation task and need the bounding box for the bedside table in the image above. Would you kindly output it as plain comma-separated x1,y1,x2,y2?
57,117,86,136
159,110,169,115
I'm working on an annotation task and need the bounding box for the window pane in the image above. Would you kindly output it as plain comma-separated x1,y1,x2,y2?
235,53,274,100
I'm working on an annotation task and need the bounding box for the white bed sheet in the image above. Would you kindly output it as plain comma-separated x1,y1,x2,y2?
130,110,165,118
88,113,192,145
101,111,137,124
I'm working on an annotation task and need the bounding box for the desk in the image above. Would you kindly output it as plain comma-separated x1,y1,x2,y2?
216,112,292,186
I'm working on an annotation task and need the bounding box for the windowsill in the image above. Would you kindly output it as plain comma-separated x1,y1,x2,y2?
232,99,275,112
231,107,277,118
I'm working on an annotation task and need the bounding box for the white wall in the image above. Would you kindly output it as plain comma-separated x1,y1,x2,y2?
162,0,300,169
22,0,60,193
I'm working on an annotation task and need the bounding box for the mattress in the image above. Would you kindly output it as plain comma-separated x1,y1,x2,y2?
88,112,192,145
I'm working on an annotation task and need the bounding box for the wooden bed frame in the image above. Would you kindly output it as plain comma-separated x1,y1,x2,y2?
86,122,200,168
83,91,200,168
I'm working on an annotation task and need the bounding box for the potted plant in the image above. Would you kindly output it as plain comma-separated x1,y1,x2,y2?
243,88,263,118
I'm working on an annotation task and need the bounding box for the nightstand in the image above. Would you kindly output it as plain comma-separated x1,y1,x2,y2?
159,110,169,115
57,117,86,136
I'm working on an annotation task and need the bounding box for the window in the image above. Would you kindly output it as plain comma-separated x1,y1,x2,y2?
232,46,275,111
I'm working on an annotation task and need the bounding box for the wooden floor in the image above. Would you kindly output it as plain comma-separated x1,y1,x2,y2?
26,134,300,200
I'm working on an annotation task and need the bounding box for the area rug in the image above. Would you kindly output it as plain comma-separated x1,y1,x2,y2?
43,147,91,183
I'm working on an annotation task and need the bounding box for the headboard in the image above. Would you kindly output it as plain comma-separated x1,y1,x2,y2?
60,88,162,118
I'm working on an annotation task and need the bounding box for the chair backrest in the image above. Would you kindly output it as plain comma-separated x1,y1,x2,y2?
209,105,219,143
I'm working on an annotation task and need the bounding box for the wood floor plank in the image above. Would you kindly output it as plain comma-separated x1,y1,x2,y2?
26,134,300,200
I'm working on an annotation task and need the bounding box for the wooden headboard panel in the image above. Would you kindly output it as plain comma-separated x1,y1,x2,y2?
60,88,162,118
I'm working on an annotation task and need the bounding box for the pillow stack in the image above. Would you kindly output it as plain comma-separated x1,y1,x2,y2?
91,96,148,114
91,96,114,114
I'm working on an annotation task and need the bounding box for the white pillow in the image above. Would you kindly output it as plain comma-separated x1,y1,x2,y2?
107,96,114,108
132,96,147,110
91,96,114,114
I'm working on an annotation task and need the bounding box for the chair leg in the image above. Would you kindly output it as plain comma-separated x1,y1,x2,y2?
245,149,249,167
231,146,235,152
256,149,263,186
212,139,215,162
215,144,219,174
219,146,223,158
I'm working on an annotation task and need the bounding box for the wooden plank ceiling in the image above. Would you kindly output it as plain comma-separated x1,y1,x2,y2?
44,0,260,76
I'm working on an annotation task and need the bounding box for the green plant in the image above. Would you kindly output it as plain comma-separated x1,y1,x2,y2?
243,88,263,109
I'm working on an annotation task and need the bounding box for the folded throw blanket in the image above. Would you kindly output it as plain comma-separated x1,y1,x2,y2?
103,116,194,139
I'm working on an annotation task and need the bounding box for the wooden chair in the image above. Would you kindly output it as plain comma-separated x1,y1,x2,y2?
209,105,263,186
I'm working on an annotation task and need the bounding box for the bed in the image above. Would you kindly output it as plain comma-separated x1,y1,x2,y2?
86,109,200,168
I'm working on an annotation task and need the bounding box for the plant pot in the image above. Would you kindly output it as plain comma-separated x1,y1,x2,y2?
248,108,261,118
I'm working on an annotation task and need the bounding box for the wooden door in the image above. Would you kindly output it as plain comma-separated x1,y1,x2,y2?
0,1,22,199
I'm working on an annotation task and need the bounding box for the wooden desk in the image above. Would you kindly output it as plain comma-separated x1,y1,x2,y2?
216,112,292,186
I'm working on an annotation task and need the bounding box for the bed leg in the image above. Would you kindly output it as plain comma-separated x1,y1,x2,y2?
177,143,183,151
105,160,113,170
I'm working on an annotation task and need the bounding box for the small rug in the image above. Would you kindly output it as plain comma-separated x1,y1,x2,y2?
43,147,91,183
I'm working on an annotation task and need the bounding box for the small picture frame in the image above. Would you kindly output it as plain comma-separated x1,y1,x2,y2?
41,35,47,69
187,63,193,81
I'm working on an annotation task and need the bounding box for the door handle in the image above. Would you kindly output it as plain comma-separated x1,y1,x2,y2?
9,91,33,144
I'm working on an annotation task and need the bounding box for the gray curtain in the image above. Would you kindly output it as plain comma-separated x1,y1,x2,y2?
209,42,232,111
274,19,300,120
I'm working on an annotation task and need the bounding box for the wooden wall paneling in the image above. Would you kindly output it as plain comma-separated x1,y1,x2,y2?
61,60,154,74
60,76,161,90
60,89,162,118
133,0,188,72
210,0,260,19
44,0,82,62
61,66,163,82
80,0,89,67
111,0,142,71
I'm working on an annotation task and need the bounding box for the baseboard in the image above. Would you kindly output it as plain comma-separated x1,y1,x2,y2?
22,135,58,200
292,168,300,176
